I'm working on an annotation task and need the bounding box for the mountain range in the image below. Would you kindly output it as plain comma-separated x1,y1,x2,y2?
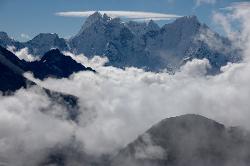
0,12,241,73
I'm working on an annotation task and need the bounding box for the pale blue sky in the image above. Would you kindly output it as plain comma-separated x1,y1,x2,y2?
0,0,246,41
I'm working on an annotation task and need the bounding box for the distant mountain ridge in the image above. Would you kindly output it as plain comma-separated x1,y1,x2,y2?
0,12,241,72
0,46,94,92
0,32,68,56
26,49,95,80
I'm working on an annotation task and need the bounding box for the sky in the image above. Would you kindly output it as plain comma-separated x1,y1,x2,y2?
0,0,246,41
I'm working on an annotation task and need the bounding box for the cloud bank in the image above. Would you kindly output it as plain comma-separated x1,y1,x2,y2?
56,11,181,21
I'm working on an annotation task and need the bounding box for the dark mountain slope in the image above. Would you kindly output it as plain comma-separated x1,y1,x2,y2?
0,46,31,92
112,114,250,166
0,32,24,50
0,61,29,92
0,46,94,81
27,49,95,80
0,46,80,120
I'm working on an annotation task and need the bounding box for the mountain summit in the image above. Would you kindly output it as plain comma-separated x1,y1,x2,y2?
112,114,250,166
77,11,108,34
27,49,94,80
36,114,250,166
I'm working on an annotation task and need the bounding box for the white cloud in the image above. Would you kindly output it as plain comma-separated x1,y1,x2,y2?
221,2,250,11
56,10,181,21
3,49,250,165
134,133,167,160
62,51,108,69
0,87,76,166
195,0,216,7
7,46,39,62
20,33,30,40
214,1,250,55
25,57,250,157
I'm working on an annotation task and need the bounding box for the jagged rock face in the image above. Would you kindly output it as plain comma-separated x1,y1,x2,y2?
112,114,250,166
25,33,69,56
126,20,160,36
69,13,239,72
69,12,123,56
69,12,164,70
142,16,238,72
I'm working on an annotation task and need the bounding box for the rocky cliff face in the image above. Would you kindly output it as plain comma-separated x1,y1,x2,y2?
25,33,69,56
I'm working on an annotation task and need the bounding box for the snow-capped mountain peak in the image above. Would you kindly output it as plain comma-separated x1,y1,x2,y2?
25,33,68,56
147,20,160,31
77,12,108,35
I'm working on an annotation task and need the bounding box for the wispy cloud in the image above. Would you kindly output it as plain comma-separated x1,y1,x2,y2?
195,0,216,7
221,1,250,10
55,10,181,21
20,33,31,40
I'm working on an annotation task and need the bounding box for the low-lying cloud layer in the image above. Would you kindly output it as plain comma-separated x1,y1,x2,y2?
7,46,39,62
56,10,181,21
1,2,250,166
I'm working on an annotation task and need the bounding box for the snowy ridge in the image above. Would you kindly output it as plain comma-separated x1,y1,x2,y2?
0,12,240,72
